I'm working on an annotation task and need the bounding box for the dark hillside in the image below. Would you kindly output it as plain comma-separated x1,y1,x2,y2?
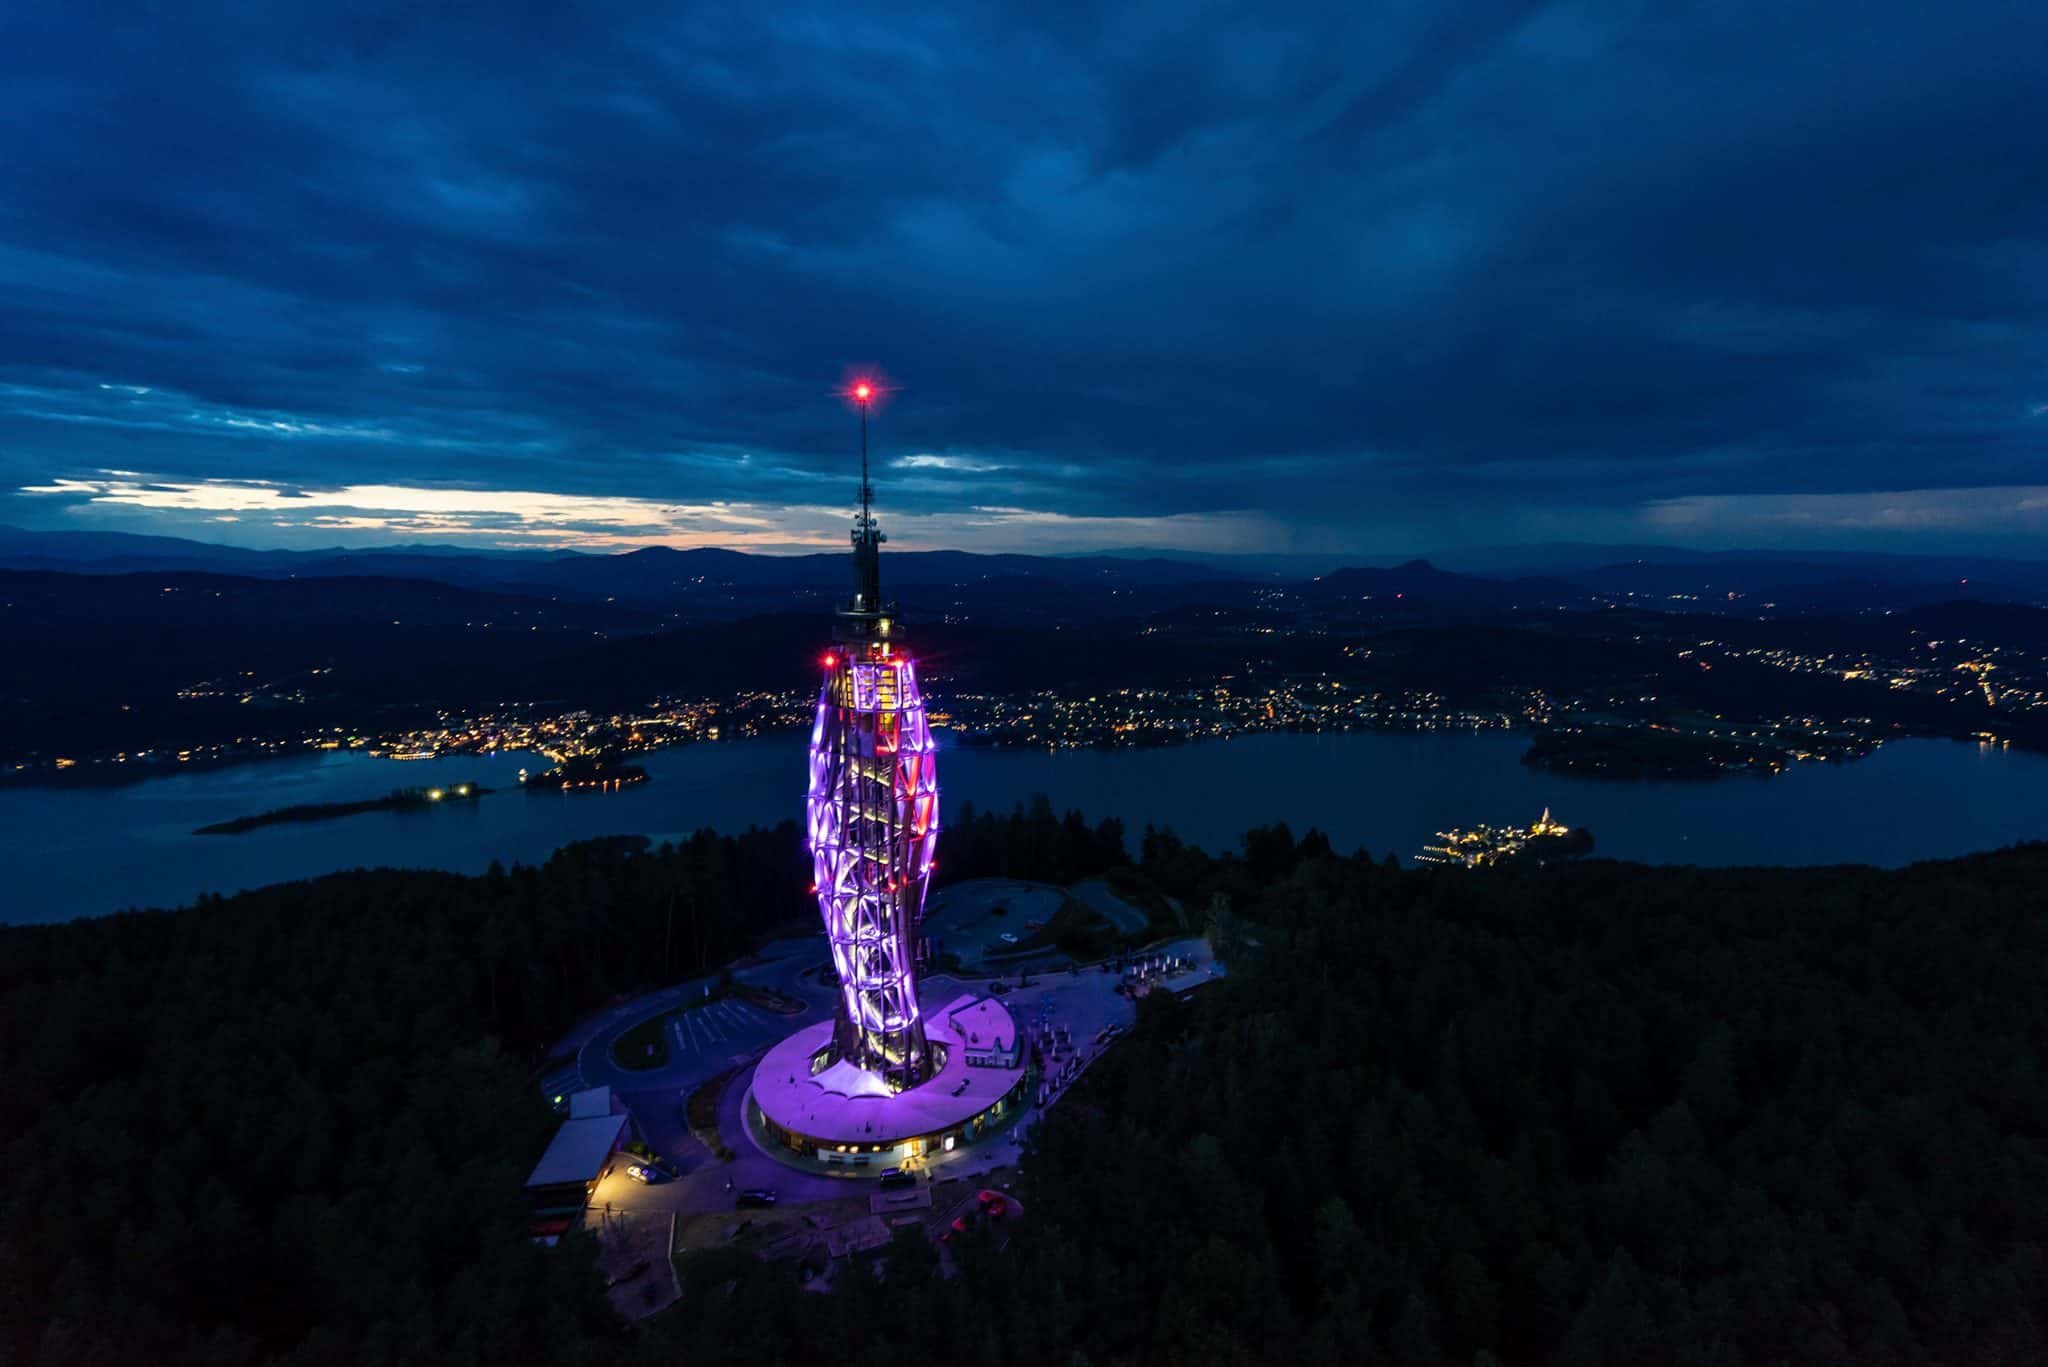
6,818,2048,1364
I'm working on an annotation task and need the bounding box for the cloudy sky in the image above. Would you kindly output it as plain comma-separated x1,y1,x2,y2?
3,1,2045,557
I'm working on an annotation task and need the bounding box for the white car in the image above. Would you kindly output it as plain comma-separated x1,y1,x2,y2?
999,932,1019,944
626,1163,656,1184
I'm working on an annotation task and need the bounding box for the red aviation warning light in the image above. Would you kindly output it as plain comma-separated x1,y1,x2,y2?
842,369,891,412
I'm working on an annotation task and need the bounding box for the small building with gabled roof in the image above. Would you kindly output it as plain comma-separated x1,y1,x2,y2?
525,1086,633,1214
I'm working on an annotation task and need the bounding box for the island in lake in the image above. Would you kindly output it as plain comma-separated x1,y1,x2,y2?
522,750,649,793
196,782,487,835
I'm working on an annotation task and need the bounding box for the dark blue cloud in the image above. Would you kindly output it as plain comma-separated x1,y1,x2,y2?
2,1,2045,553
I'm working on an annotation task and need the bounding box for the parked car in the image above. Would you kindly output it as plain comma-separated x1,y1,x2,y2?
625,1163,656,1184
999,932,1020,944
736,1188,778,1208
879,1168,916,1190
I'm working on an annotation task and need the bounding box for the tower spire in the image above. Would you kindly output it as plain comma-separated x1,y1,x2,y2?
847,379,883,627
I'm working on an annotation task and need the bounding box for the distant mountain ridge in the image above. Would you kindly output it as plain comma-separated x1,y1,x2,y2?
3,525,2045,615
0,526,1258,619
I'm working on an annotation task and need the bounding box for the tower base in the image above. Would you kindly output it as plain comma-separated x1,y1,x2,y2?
750,992,1029,1168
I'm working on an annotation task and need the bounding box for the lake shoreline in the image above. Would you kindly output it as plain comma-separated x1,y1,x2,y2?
4,731,2046,925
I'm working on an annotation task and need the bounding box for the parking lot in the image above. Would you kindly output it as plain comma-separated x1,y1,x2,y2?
668,997,787,1064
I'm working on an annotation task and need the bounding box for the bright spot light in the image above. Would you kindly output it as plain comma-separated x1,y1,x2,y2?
853,382,872,401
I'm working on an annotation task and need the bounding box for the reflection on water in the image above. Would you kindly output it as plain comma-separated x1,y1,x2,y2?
1,731,2044,925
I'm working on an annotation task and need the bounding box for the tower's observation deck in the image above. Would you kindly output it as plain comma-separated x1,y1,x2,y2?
806,639,940,1089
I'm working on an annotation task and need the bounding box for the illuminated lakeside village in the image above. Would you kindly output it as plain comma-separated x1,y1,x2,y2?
1412,806,1597,869
9,521,2048,794
12,646,2036,791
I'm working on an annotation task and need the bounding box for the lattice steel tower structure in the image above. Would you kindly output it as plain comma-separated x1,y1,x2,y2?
804,380,940,1091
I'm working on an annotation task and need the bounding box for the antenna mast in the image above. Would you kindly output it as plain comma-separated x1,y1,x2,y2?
847,380,882,623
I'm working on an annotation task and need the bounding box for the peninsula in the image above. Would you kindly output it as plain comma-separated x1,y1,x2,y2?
195,782,487,835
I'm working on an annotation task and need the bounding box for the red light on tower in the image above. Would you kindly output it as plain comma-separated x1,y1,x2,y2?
823,653,838,669
841,373,886,409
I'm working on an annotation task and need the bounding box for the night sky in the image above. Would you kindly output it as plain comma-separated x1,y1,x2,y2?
4,2,2045,557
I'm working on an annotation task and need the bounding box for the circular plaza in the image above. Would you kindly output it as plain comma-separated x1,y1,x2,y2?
748,990,1032,1170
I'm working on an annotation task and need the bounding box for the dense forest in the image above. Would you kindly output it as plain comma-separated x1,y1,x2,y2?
4,807,2047,1364
655,832,2048,1367
0,825,821,1365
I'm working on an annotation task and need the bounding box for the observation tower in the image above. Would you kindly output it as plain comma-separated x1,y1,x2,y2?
806,379,939,1091
749,380,1029,1169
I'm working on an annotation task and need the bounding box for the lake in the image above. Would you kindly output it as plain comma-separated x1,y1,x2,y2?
3,730,2045,925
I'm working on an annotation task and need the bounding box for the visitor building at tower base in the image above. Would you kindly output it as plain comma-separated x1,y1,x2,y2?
749,992,1030,1167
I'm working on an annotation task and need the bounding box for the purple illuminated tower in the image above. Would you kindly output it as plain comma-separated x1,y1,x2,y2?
805,380,940,1091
